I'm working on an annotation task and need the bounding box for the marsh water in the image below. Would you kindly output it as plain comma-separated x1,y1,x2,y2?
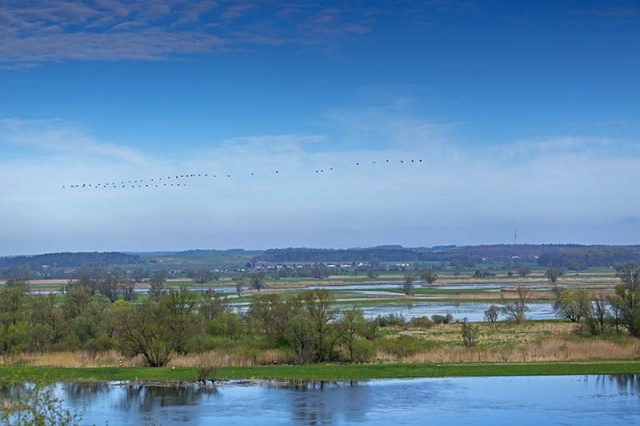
229,301,555,322
37,375,640,425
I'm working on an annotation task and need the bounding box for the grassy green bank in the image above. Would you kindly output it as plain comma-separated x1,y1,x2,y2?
2,361,640,383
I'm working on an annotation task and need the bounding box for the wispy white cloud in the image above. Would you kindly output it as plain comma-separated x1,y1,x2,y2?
0,0,380,68
569,6,639,19
2,113,640,255
0,118,149,165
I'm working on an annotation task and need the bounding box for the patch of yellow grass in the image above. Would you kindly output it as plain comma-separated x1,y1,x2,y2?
400,322,640,363
2,351,146,368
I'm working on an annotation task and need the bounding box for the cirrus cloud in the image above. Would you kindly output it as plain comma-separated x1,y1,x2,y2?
0,0,379,68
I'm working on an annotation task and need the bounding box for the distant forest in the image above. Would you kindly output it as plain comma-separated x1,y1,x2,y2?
0,252,142,279
252,245,640,270
2,245,640,280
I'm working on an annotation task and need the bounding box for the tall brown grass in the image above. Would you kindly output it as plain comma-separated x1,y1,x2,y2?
3,323,639,368
404,337,640,364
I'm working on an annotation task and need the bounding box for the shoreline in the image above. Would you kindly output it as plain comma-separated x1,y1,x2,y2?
2,361,640,383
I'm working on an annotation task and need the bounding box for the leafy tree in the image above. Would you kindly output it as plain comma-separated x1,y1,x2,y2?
473,269,495,278
61,284,92,321
545,268,562,284
119,278,135,302
27,294,66,351
297,290,340,362
337,308,366,362
553,288,589,322
608,264,640,337
5,278,29,287
111,299,172,367
200,290,229,321
111,289,201,366
0,285,28,354
517,265,531,278
248,294,296,346
63,294,112,353
250,272,267,291
187,268,214,284
286,312,314,364
420,268,438,285
130,268,149,283
401,274,414,295
148,270,167,299
162,287,201,354
96,271,119,302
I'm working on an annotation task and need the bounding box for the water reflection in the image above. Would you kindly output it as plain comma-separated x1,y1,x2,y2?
272,381,369,425
594,374,640,395
3,375,635,425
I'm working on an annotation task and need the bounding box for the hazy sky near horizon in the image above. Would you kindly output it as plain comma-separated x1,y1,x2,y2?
1,0,639,256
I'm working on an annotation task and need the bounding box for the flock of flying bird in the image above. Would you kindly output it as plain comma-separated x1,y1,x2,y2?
61,158,423,190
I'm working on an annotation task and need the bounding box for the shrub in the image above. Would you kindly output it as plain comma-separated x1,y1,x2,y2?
374,313,407,327
197,366,217,384
410,316,434,328
375,335,426,358
351,339,376,363
431,313,453,324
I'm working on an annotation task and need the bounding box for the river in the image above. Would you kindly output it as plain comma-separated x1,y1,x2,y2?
16,375,639,425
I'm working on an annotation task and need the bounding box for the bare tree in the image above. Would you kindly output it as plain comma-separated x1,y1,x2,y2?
517,266,531,278
583,293,609,335
401,274,414,295
500,286,530,324
609,264,640,336
461,318,479,347
484,305,499,322
149,270,167,299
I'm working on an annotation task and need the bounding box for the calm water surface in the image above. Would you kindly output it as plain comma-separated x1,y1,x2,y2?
53,375,640,425
354,301,555,322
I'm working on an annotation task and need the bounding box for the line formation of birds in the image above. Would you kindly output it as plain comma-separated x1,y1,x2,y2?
62,158,423,189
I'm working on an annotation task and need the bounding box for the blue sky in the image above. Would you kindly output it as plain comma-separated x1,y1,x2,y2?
1,0,639,256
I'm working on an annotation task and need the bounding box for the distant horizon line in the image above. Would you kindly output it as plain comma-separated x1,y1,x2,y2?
3,242,640,258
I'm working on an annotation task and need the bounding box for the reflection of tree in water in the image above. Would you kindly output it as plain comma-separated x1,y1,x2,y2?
62,382,110,405
279,381,369,425
596,375,640,395
117,384,218,413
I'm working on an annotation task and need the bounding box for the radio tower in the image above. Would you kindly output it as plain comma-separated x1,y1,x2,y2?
514,227,518,245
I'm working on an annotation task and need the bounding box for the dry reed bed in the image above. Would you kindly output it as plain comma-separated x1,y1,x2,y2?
5,321,639,368
403,338,640,364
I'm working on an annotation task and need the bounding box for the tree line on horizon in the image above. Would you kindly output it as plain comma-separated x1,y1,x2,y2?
3,245,640,281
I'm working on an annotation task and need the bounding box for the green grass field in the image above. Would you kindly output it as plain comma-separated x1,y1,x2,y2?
3,361,640,383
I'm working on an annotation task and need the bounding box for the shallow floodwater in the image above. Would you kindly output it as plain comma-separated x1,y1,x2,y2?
48,375,640,425
358,301,555,322
229,301,555,322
